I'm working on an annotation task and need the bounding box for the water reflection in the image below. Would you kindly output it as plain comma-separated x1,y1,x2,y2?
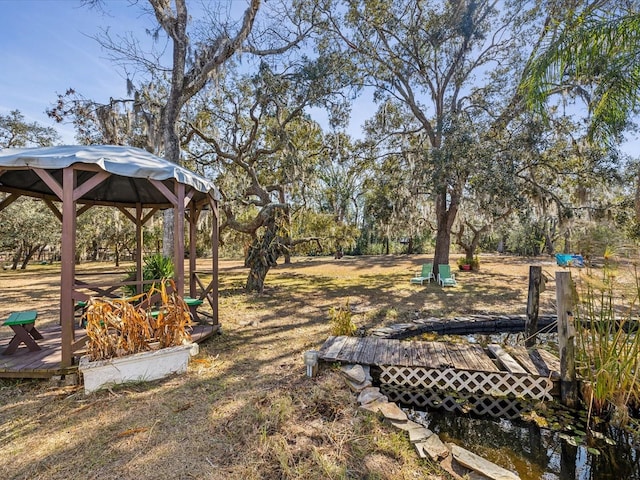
381,386,640,479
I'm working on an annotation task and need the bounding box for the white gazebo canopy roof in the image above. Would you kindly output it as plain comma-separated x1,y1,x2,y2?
0,145,219,207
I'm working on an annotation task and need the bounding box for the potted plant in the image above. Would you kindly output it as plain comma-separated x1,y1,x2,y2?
457,255,480,271
122,254,174,296
78,280,197,393
457,257,472,271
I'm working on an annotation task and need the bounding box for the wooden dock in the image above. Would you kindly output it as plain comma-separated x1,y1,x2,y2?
319,336,561,401
0,324,217,379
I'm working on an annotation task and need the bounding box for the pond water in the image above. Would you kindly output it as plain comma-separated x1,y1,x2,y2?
382,386,640,480
382,330,640,478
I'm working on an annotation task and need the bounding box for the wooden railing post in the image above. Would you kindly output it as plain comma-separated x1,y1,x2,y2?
556,271,578,408
525,266,542,347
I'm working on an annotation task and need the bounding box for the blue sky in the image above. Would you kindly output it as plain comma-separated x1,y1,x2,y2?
0,1,146,143
1,0,638,156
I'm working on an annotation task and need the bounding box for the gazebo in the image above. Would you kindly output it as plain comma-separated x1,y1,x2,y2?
0,145,219,372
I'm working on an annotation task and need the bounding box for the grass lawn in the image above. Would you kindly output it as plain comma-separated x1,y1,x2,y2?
0,253,622,479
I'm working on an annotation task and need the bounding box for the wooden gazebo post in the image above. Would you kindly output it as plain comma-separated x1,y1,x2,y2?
189,202,198,298
211,197,219,325
60,167,77,368
174,182,186,296
135,204,143,294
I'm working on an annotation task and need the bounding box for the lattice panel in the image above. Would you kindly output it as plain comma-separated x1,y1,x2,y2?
382,386,523,420
380,366,552,401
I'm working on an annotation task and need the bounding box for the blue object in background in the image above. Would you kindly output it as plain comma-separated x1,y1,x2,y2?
555,253,585,267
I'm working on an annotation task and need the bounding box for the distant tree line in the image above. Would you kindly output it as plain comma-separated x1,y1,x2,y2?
1,1,638,289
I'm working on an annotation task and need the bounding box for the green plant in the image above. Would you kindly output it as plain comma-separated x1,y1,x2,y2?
329,300,357,336
574,266,640,425
122,254,174,296
456,257,469,267
457,255,480,270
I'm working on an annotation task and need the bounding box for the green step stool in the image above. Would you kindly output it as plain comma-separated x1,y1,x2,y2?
2,310,43,355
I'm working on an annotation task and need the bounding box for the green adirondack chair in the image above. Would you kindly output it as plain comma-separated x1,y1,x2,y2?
410,263,434,285
437,264,457,287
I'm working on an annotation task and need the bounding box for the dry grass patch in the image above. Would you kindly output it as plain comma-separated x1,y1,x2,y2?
0,253,600,479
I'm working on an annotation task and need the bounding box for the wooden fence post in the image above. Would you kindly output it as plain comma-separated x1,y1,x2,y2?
556,271,578,408
525,266,542,347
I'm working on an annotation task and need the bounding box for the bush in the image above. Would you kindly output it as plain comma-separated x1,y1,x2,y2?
329,300,357,336
123,254,174,296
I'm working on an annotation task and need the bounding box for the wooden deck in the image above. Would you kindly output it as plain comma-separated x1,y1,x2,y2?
319,336,561,400
0,324,218,379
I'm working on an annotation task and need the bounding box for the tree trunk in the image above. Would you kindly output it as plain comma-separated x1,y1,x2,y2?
37,245,46,262
11,245,22,270
563,229,571,254
114,243,120,267
433,227,452,274
245,217,282,293
20,244,40,270
432,190,460,275
91,239,99,261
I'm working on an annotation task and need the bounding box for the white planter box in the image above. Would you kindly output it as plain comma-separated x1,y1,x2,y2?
79,343,198,394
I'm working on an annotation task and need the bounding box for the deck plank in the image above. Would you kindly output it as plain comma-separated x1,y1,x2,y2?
319,336,348,361
351,336,369,365
385,339,402,365
428,341,454,368
536,349,561,379
398,341,413,366
420,341,437,369
462,343,499,372
338,336,360,363
354,336,378,365
445,343,470,370
411,340,425,366
488,344,528,373
507,346,553,378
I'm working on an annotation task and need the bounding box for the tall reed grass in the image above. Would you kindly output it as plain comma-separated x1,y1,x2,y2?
573,262,640,425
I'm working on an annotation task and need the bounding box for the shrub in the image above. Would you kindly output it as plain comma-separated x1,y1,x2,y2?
329,300,357,336
123,254,174,296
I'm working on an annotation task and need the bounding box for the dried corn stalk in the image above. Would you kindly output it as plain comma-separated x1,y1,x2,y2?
84,278,193,361
147,279,194,348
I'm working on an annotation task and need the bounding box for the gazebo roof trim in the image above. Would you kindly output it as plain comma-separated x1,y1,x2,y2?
0,145,220,205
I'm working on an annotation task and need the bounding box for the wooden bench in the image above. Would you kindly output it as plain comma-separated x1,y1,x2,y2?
184,297,207,324
2,310,43,355
151,298,203,322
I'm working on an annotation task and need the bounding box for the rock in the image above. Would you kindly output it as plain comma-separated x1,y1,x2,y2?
344,377,372,393
62,374,79,386
341,364,367,384
376,401,408,422
448,444,520,480
357,387,387,405
439,453,468,480
414,442,428,459
415,434,450,461
359,399,388,414
467,473,492,480
388,419,425,432
408,427,433,443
